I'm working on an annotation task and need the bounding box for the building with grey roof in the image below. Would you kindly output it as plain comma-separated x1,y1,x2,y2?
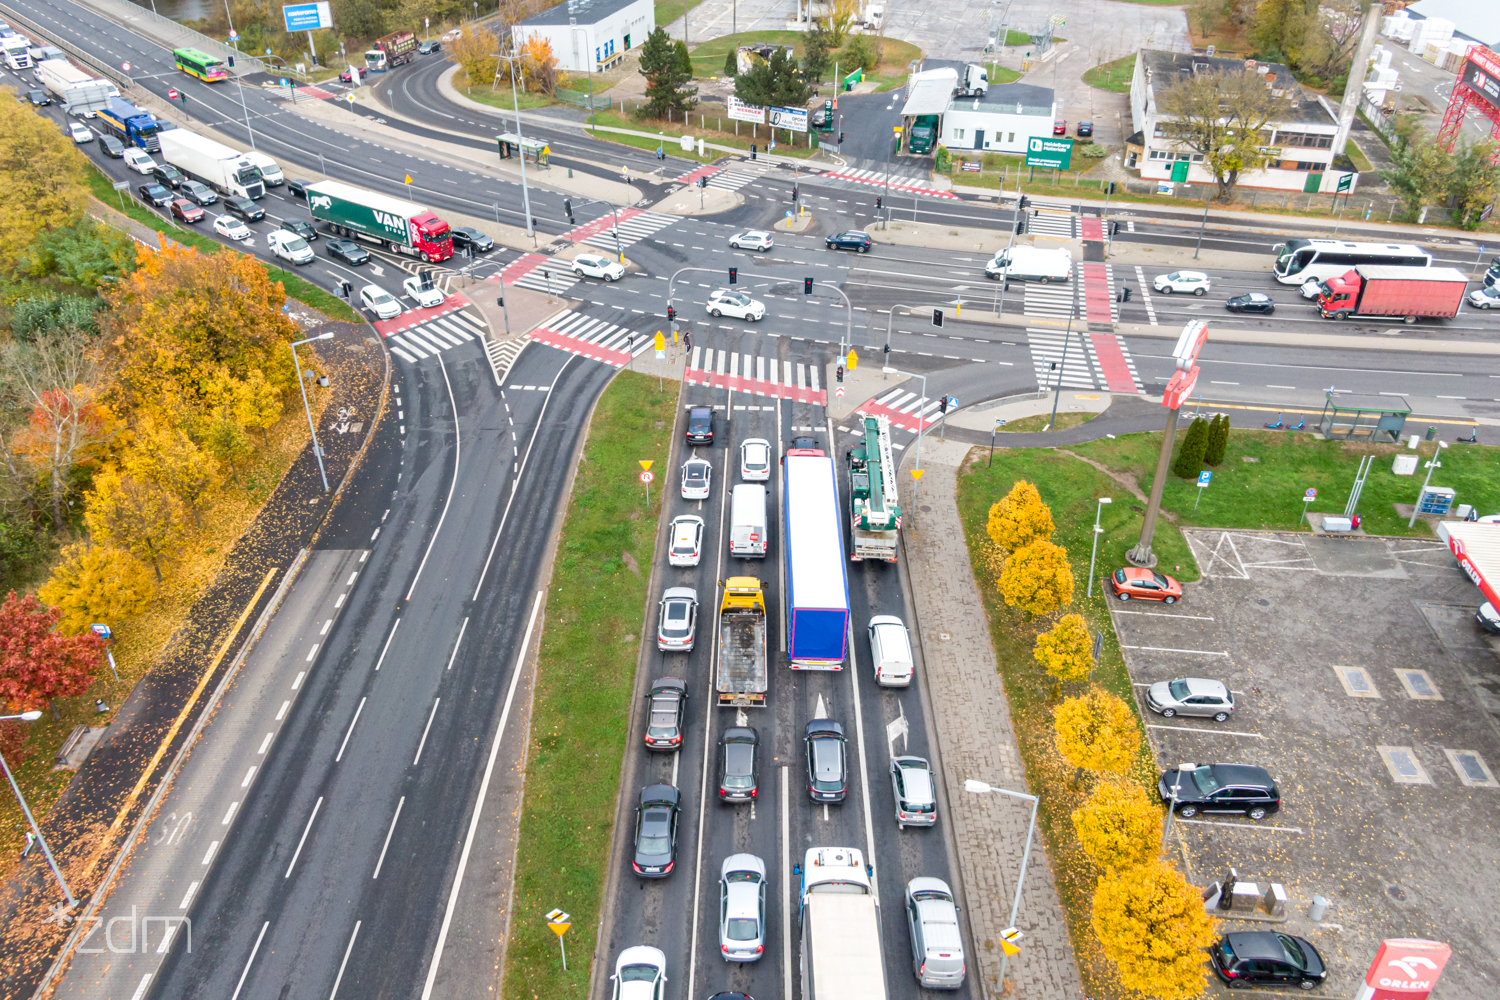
513,0,654,74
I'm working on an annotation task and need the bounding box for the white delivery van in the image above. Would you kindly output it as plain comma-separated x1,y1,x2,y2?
867,615,913,687
241,150,284,186
985,245,1072,283
729,484,767,558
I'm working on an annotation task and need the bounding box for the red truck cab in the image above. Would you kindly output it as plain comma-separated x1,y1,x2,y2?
413,212,453,262
1316,265,1468,323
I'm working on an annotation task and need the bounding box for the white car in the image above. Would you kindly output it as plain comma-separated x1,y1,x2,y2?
706,288,765,322
718,854,767,962
1153,270,1211,296
740,438,771,481
402,275,445,308
67,122,93,144
573,252,625,281
359,284,403,319
1298,277,1325,300
1468,286,1500,309
667,514,705,567
122,148,156,174
681,457,712,500
266,230,314,265
610,946,666,1000
729,230,773,251
212,215,251,241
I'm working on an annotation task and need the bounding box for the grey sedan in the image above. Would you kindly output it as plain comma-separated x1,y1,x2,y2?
632,784,680,877
1145,677,1234,722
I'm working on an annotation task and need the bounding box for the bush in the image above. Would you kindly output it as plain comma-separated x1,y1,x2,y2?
935,145,951,173
1171,416,1209,479
998,539,1073,616
724,49,736,77
841,34,877,72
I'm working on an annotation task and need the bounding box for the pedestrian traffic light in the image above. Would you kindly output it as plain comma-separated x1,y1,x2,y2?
882,342,891,358
839,132,845,144
1018,195,1028,210
792,185,798,202
667,305,676,322
750,144,757,160
563,198,574,223
698,176,707,188
932,309,944,328
939,396,950,414
729,267,737,284
875,196,882,211
1015,216,1025,235
804,277,813,294
836,366,844,382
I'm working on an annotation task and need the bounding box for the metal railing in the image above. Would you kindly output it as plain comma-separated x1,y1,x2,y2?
0,0,130,85
555,87,610,109
23,0,269,76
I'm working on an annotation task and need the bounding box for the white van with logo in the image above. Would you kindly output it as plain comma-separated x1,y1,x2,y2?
868,615,914,687
729,484,767,558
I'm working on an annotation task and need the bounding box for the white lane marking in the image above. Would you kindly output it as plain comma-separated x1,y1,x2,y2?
334,593,345,609
229,921,270,1000
321,619,333,635
445,617,469,670
372,797,405,879
305,644,318,661
337,697,367,762
781,766,791,1000
258,733,274,755
329,921,361,1000
292,671,306,690
221,803,239,825
405,352,463,601
1146,723,1264,738
1112,610,1215,620
285,796,324,878
241,767,257,788
375,618,401,671
179,881,200,910
202,841,219,865
347,572,358,586
1121,645,1230,655
130,975,152,1000
1176,818,1303,834
413,698,441,766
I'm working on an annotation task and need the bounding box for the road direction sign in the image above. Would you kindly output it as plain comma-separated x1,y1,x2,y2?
639,470,655,484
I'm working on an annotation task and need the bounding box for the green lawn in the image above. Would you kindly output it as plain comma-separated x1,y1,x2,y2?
1082,53,1135,94
502,371,679,1000
996,411,1097,434
688,29,805,78
990,65,1022,84
456,81,557,112
1000,28,1033,46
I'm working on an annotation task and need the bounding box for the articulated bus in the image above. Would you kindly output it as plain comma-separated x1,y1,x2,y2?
1272,238,1430,285
173,47,227,82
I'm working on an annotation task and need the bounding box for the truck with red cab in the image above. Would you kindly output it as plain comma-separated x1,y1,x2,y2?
1316,265,1468,323
365,31,417,71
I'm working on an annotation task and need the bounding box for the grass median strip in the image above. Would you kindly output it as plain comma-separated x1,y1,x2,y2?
503,370,678,999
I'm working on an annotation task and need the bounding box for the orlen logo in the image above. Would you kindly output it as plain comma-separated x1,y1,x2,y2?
308,193,333,211
1379,955,1440,989
1364,939,1450,999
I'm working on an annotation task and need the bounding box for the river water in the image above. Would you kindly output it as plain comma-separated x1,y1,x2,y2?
124,0,213,23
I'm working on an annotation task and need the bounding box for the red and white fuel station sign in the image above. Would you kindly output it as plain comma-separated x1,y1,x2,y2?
1355,939,1452,1000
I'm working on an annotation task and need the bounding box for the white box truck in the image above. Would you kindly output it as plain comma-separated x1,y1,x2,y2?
158,129,266,201
38,59,112,118
985,245,1072,283
793,847,886,1000
729,484,768,558
240,149,284,186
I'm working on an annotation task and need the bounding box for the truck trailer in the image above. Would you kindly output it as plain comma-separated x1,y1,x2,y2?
365,30,417,71
158,129,265,200
305,180,453,262
793,847,886,1000
716,577,767,707
38,59,112,118
784,450,850,668
848,415,900,562
94,98,161,151
1316,265,1468,323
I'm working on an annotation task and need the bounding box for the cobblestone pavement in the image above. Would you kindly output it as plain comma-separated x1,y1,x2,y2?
900,437,1084,1000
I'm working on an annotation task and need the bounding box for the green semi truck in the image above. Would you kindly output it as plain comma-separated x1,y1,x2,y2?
907,114,940,154
305,180,453,262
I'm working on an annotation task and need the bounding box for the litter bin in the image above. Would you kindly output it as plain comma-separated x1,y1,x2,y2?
1309,895,1329,922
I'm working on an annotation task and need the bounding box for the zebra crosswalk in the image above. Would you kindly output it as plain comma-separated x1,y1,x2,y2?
381,308,488,364
562,209,679,254
493,253,581,295
814,168,961,200
529,311,653,367
1025,328,1144,393
1024,281,1077,319
1026,209,1077,239
686,347,826,405
858,388,941,433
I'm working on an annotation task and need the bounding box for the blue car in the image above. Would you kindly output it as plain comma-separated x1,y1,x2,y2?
826,230,872,253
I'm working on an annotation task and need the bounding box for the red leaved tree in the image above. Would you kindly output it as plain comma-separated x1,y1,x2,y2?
0,591,105,718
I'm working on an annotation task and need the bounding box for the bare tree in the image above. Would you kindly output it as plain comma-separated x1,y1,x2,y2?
1157,67,1295,201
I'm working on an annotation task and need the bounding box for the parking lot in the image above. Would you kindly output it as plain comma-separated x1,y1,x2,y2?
1112,528,1500,996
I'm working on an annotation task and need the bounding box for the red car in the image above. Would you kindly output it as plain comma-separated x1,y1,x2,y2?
170,198,205,224
1110,567,1183,603
1053,119,1067,136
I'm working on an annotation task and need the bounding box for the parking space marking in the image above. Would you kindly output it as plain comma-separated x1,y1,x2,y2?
1121,645,1229,656
1146,723,1265,739
1177,818,1303,834
1112,610,1215,620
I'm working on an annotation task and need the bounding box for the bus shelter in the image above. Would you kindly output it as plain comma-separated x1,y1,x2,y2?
497,133,548,168
1317,392,1409,441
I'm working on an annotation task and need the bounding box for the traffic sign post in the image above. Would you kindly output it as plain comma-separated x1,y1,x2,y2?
999,927,1024,957
1194,469,1212,510
653,331,667,388
1301,486,1317,526
640,460,655,506
546,909,571,970
90,624,120,682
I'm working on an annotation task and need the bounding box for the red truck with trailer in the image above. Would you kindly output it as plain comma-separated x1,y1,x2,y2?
1316,265,1469,323
365,31,417,71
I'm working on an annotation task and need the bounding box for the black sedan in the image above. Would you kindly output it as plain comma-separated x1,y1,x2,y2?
286,178,309,200
826,230,872,253
325,238,370,265
718,727,759,801
1210,932,1327,990
223,196,264,222
1159,763,1280,820
632,784,680,877
643,677,687,751
1225,292,1275,314
152,163,185,188
283,219,319,242
417,39,442,54
805,719,848,803
450,226,494,254
685,406,714,445
137,183,173,207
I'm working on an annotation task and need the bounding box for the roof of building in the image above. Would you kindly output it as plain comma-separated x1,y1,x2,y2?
901,68,958,117
966,81,1054,116
1139,48,1333,127
1407,0,1500,46
522,0,643,27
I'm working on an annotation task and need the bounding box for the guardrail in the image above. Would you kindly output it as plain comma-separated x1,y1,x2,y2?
0,0,132,86
2,0,269,77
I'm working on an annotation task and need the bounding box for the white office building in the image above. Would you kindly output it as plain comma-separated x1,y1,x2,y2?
938,82,1056,154
512,0,653,75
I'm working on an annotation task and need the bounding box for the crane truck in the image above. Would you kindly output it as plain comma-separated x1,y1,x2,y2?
848,414,901,562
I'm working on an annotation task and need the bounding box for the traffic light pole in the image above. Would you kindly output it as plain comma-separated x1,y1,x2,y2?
666,266,850,360
561,196,623,263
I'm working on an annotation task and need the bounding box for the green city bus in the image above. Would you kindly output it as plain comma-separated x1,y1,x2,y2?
174,47,228,82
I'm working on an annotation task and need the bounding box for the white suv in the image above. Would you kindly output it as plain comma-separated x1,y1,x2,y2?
1153,270,1212,296
266,230,314,265
706,288,765,322
667,515,704,567
573,252,625,281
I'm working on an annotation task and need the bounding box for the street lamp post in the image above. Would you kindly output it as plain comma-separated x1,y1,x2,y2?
1086,497,1112,598
493,53,536,241
1407,440,1449,527
1,710,75,908
1161,762,1195,844
290,333,336,493
963,779,1038,992
570,21,596,130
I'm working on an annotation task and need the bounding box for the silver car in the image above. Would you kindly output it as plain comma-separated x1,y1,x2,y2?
728,230,774,251
890,755,937,828
718,853,767,961
1145,677,1234,722
657,587,698,652
905,877,967,989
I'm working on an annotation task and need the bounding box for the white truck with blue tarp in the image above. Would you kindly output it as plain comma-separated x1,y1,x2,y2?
783,449,850,668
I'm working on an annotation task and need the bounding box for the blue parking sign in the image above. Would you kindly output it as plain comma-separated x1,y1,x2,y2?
1198,470,1212,486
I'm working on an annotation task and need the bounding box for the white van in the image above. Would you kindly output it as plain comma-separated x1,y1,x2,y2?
241,150,284,186
868,615,913,687
729,484,767,558
985,245,1072,283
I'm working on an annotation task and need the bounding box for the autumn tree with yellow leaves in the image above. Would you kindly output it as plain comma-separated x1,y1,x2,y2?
1053,686,1139,784
0,92,91,269
83,467,185,584
1033,612,1093,689
123,417,220,530
37,543,154,635
1092,860,1218,998
986,480,1054,552
1071,780,1161,871
998,539,1074,616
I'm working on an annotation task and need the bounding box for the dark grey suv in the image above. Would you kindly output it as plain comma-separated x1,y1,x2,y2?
805,719,848,803
685,406,714,446
631,784,680,877
1159,763,1280,820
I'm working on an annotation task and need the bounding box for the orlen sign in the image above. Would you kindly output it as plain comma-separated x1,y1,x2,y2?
1354,939,1451,1000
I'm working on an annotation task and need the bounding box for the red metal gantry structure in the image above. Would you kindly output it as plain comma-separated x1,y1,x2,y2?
1437,44,1500,161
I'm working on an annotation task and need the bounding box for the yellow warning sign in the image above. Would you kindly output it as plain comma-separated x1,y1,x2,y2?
999,937,1021,956
846,350,857,371
911,469,925,481
639,460,654,471
403,174,412,184
654,331,666,351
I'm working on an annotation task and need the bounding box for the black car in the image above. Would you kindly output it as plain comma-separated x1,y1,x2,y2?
223,196,264,222
152,163,185,189
98,134,125,158
326,238,369,265
417,39,442,54
27,89,49,106
137,183,172,207
826,230,872,253
685,406,714,445
283,218,319,242
632,784,680,877
1226,292,1275,314
450,226,494,254
180,179,218,206
718,727,759,801
1210,932,1327,990
1077,120,1093,137
789,435,822,453
805,719,848,803
286,178,309,200
643,677,687,751
1159,763,1280,820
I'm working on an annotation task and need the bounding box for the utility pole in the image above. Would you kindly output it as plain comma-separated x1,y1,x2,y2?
1331,2,1383,158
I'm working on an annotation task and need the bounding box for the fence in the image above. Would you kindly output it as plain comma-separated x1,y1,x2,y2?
0,0,132,85
555,87,610,109
16,0,269,77
1118,178,1453,224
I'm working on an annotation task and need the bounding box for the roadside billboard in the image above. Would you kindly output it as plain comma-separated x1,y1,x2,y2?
728,95,765,124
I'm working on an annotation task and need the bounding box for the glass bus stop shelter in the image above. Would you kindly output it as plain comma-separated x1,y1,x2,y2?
496,133,549,168
1317,392,1409,441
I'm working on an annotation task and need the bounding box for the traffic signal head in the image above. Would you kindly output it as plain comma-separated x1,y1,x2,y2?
667,305,676,321
227,55,235,67
698,176,707,188
932,309,944,328
804,277,813,295
792,185,798,201
876,196,882,210
836,366,845,383
563,198,574,221
939,396,949,414
729,267,737,284
1015,217,1025,235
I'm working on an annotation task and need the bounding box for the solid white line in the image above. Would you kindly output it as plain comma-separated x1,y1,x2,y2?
328,921,361,1000
374,618,401,671
130,974,152,1000
1177,818,1303,834
336,697,366,762
1112,610,1215,620
372,797,405,879
445,618,469,670
229,922,270,1000
413,698,441,766
1146,723,1264,738
1121,645,1230,655
420,589,544,1000
781,766,791,1000
405,352,463,601
285,797,324,878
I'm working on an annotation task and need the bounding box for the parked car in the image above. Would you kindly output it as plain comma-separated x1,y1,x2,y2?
402,274,445,308
122,148,156,174
67,122,93,143
718,727,759,801
180,179,217,205
657,587,698,652
1146,678,1234,722
681,457,712,500
151,163,185,188
266,229,315,265
1110,567,1183,603
359,284,403,319
1468,286,1500,309
212,215,251,241
1076,120,1093,137
449,226,494,254
1158,763,1280,820
137,183,172,207
417,39,442,54
706,288,765,321
97,134,125,158
631,784,680,876
1153,270,1212,295
1209,932,1327,990
805,719,848,803
326,238,369,265
667,514,705,567
729,230,773,251
826,230,872,253
1226,292,1275,314
223,195,264,222
718,855,767,962
685,406,714,445
283,218,318,241
642,677,687,751
740,438,771,481
1477,602,1500,635
610,947,667,1000
286,178,310,200
1298,277,1325,300
169,198,204,224
905,878,967,989
1052,118,1067,135
890,756,937,829
573,252,625,281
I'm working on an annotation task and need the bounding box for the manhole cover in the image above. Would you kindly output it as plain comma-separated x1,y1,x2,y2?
1388,885,1406,900
921,505,932,512
1257,599,1270,607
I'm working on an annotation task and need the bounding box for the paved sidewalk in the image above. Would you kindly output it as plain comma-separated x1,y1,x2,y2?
900,437,1085,1000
